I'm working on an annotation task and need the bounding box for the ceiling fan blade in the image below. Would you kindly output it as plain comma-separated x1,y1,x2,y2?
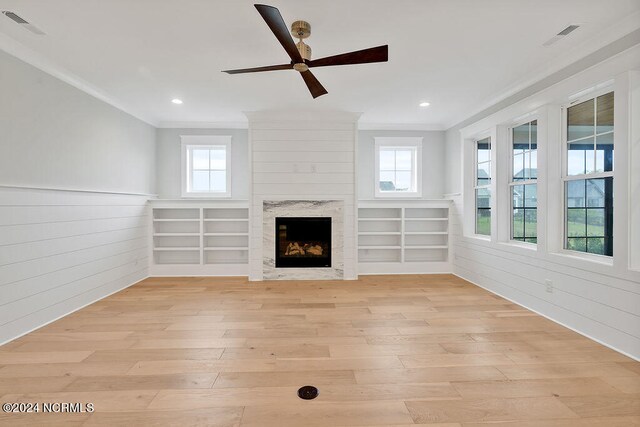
222,64,293,74
254,4,303,64
300,70,328,98
308,45,388,68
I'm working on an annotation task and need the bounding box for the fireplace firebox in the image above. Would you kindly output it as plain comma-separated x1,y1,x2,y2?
275,217,331,268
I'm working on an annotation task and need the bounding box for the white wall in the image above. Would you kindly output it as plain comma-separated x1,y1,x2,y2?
0,50,155,344
155,128,249,199
0,51,156,194
444,44,640,359
358,130,446,199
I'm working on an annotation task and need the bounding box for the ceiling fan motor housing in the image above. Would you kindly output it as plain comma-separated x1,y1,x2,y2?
291,20,311,39
291,20,312,61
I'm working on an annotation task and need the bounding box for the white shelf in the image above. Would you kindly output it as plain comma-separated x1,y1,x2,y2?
153,233,200,237
152,204,250,267
204,247,249,251
404,217,448,221
359,231,401,235
153,218,199,222
153,247,200,251
404,231,448,235
358,203,450,265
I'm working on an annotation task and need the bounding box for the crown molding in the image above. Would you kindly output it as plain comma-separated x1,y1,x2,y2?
358,122,445,131
444,11,640,130
0,32,158,127
244,110,362,123
153,119,448,131
157,121,249,129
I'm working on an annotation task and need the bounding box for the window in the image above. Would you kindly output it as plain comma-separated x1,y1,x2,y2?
374,137,422,197
510,120,537,243
475,137,491,235
181,135,231,197
564,91,613,256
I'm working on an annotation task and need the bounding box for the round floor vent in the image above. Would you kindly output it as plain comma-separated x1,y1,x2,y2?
297,385,319,400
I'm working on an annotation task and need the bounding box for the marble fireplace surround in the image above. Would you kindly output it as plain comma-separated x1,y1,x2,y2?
263,200,344,280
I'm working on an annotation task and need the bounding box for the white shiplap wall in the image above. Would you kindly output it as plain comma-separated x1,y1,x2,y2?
445,46,640,359
0,187,149,344
247,113,360,281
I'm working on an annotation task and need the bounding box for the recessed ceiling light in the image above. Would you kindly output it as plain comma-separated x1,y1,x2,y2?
419,102,430,107
171,99,183,105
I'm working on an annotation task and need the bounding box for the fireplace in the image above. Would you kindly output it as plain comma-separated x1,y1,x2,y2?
275,217,331,268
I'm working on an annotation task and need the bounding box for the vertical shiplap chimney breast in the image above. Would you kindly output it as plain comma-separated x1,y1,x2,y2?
246,111,360,281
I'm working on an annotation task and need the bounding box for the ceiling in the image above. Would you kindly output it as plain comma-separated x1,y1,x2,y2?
1,0,639,129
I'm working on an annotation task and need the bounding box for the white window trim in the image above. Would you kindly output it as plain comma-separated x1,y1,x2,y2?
560,86,614,258
473,134,492,237
374,137,423,198
181,135,232,198
508,117,539,245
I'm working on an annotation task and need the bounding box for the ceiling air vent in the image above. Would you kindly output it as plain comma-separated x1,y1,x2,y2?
1,11,46,35
543,24,581,47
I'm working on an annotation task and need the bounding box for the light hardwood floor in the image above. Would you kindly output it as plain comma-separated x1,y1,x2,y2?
0,274,638,426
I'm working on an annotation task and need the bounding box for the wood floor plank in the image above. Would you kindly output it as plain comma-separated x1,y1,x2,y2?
240,401,414,426
400,353,515,368
63,373,218,391
0,362,136,378
220,344,330,359
405,397,579,423
2,390,157,412
451,377,622,398
82,406,244,427
599,375,640,393
148,387,301,410
11,340,137,352
496,362,640,380
214,370,356,388
0,274,635,426
354,366,507,384
0,376,76,394
0,351,92,364
84,348,224,362
461,416,640,426
126,359,276,375
329,343,446,357
558,395,640,417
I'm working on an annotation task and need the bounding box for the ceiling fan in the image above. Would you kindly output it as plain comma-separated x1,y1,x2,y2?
222,4,388,98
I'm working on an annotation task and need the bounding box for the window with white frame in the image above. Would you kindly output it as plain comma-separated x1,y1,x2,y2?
181,135,232,197
510,120,537,243
474,137,491,235
374,137,422,197
564,91,614,256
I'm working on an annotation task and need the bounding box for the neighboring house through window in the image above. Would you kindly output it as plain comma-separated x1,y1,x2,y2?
374,137,422,197
510,120,538,243
475,137,491,235
564,91,614,256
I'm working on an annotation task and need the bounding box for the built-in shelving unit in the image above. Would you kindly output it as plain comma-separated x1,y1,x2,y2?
357,200,451,274
149,200,249,276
